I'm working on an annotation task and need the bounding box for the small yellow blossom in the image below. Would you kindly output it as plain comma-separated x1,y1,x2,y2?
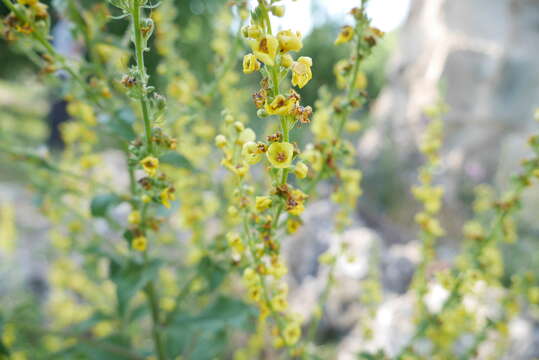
255,196,272,212
277,30,302,53
160,187,176,208
227,232,245,254
140,156,159,177
247,286,262,303
243,268,258,284
128,211,141,225
283,322,301,345
335,25,354,45
249,35,279,66
294,162,308,179
267,142,294,169
271,294,288,312
142,194,151,203
265,94,297,116
291,56,313,89
286,219,301,234
132,236,147,251
242,142,262,165
242,25,262,39
242,53,260,74
286,189,307,216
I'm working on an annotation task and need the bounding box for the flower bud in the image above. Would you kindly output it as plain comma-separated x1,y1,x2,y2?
294,162,308,179
271,5,285,17
233,121,245,132
140,18,154,40
215,134,227,148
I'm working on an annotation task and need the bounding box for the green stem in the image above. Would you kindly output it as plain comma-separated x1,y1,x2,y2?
144,282,167,360
1,0,102,107
306,263,336,342
132,0,153,154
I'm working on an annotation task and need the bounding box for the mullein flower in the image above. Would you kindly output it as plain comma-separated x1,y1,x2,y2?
283,322,301,345
243,54,261,74
242,142,262,164
271,294,288,312
249,35,279,66
160,187,175,208
286,189,307,216
267,142,294,168
286,218,301,234
128,211,141,225
242,25,262,39
227,232,245,254
132,236,147,251
291,57,313,88
265,94,297,115
140,156,159,177
255,196,272,212
335,25,354,45
277,30,303,53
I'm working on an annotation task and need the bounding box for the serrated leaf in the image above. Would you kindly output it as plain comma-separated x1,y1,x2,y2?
159,152,194,171
90,193,121,218
111,260,162,318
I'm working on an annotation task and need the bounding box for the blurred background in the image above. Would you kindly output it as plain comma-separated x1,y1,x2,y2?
1,0,539,358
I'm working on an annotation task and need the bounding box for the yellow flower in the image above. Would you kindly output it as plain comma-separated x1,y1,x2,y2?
335,25,354,45
281,54,293,68
294,162,308,179
160,187,176,209
267,142,294,169
265,94,296,116
132,236,147,251
255,196,272,212
247,286,262,303
286,189,307,216
128,211,141,225
241,25,262,39
283,322,301,345
243,268,258,284
242,53,260,74
227,232,245,254
140,156,159,177
277,30,302,53
242,142,262,165
286,219,301,234
271,294,288,312
291,57,313,89
249,35,279,66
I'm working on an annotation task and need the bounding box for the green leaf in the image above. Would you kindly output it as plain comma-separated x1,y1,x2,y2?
90,193,121,218
159,152,194,171
166,297,255,359
0,316,9,357
197,256,226,293
110,260,162,318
